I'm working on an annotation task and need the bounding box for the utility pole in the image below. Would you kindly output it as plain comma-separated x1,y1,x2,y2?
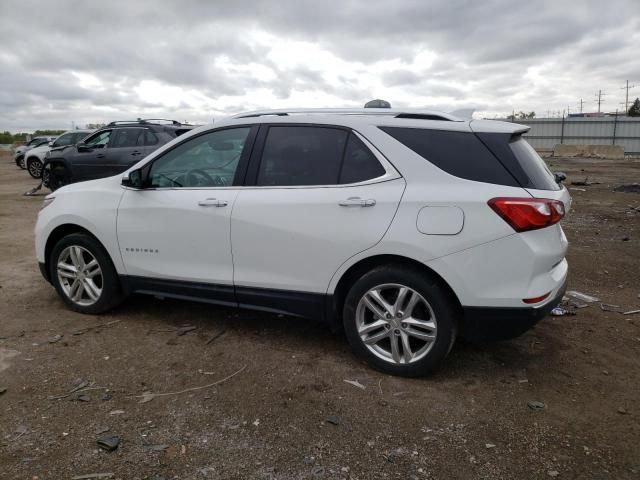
595,90,607,113
577,98,584,113
620,80,637,113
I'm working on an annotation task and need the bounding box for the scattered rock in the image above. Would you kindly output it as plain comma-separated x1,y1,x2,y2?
614,183,640,194
76,394,90,402
94,426,109,435
109,410,125,415
101,393,112,401
548,470,559,477
528,401,546,411
485,443,496,449
343,379,366,390
325,415,340,426
97,434,120,452
617,407,629,415
0,387,6,395
48,334,63,344
311,466,325,478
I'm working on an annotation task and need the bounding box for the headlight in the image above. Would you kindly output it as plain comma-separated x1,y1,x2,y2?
41,196,55,210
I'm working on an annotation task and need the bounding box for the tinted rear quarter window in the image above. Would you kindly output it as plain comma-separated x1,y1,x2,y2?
339,134,386,184
509,137,559,190
380,127,519,187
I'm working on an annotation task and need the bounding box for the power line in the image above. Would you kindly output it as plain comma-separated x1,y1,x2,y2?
620,80,637,113
594,90,607,113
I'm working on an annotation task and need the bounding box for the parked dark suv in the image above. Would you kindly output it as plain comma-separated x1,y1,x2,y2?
43,119,193,190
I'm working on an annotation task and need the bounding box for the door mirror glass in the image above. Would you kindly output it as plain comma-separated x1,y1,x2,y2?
554,172,567,184
122,169,143,188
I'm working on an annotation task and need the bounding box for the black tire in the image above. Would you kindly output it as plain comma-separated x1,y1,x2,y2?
343,265,458,377
27,157,43,178
49,233,124,314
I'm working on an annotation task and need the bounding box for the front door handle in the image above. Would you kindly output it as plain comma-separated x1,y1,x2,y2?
339,197,376,207
131,151,142,156
198,198,228,207
96,153,105,159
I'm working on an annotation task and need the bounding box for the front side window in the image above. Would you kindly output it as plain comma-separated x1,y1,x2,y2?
72,132,90,143
52,133,75,148
148,127,250,188
84,130,112,149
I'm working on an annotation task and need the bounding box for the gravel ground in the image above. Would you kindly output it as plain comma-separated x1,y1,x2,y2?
0,151,639,479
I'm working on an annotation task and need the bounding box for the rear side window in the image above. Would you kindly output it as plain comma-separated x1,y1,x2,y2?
256,126,387,186
380,127,519,187
257,126,348,186
113,128,145,148
143,130,159,146
52,133,75,147
339,134,386,184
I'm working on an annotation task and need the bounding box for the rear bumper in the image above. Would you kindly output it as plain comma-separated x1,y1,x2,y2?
460,276,567,342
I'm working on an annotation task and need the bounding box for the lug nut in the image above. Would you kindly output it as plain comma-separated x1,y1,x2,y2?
394,329,401,336
401,322,408,329
385,313,392,319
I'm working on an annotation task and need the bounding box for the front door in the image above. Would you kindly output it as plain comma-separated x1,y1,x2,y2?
116,126,256,302
73,129,114,180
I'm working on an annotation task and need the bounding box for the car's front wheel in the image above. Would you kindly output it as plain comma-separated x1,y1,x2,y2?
343,265,458,377
49,233,124,314
27,157,43,178
17,156,26,169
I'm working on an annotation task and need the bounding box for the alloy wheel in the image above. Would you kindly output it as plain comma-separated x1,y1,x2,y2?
56,246,103,306
355,283,438,365
28,159,42,178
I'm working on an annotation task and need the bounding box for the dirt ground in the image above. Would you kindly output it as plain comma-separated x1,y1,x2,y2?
0,151,639,480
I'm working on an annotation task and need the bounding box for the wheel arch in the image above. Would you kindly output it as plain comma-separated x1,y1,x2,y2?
328,254,462,329
44,224,109,282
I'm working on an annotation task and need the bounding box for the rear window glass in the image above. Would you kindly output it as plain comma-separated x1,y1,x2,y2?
380,127,519,187
509,137,560,191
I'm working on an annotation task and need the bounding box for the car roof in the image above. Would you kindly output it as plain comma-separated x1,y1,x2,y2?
215,108,529,134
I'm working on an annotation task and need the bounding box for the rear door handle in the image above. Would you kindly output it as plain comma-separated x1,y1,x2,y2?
131,151,142,156
96,153,105,159
339,197,376,207
198,198,228,207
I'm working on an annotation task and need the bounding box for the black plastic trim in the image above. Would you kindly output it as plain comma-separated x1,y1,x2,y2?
38,262,50,283
460,278,567,342
119,275,332,322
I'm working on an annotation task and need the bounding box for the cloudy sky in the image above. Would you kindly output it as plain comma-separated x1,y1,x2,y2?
1,0,639,131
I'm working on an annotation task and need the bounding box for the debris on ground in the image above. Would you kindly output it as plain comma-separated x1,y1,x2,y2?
600,303,624,313
175,324,197,336
72,320,121,336
623,309,640,315
97,434,120,451
614,183,640,194
485,443,496,449
571,178,591,186
94,426,109,435
617,407,629,415
12,425,28,441
71,473,114,479
145,444,170,451
109,410,125,415
48,334,63,344
49,380,107,400
325,415,340,425
551,307,576,316
133,365,246,403
528,401,546,411
548,470,560,477
343,379,366,390
566,291,600,303
0,387,6,395
205,329,227,345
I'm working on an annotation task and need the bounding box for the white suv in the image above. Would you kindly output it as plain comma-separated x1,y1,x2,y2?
35,108,570,376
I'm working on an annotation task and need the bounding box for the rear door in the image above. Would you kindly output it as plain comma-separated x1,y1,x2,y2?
231,125,405,309
105,128,151,176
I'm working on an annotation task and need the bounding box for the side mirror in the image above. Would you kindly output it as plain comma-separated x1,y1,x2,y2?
554,172,567,184
48,141,54,147
122,169,143,189
77,143,92,152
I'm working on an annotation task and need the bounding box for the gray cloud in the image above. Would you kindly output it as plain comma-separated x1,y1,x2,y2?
0,0,639,130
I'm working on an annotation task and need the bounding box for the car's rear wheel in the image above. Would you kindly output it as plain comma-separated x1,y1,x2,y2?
343,265,458,377
27,157,43,178
49,233,124,314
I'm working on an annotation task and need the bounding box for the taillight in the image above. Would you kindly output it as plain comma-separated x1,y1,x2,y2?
488,197,565,232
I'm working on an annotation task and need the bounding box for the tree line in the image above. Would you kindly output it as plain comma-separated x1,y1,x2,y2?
0,124,106,144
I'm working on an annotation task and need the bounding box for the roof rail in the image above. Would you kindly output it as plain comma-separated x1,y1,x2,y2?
231,108,462,121
107,119,186,127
